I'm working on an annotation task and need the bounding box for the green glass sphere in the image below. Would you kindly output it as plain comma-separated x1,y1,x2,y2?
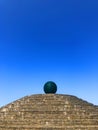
44,81,57,94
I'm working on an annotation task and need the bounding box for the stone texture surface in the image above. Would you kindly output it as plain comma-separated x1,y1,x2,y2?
0,94,98,130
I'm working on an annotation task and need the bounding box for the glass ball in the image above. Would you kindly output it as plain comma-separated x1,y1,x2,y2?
44,81,57,94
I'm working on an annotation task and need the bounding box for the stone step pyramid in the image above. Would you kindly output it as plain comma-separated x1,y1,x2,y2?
0,94,98,130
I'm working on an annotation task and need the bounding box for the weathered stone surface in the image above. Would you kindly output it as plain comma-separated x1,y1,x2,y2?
0,94,98,129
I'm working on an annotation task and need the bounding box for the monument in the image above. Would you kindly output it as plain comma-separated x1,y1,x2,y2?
0,81,98,129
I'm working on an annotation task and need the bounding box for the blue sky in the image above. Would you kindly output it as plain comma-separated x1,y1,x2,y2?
0,0,98,107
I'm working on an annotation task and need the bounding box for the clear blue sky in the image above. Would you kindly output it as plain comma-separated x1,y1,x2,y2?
0,0,98,107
